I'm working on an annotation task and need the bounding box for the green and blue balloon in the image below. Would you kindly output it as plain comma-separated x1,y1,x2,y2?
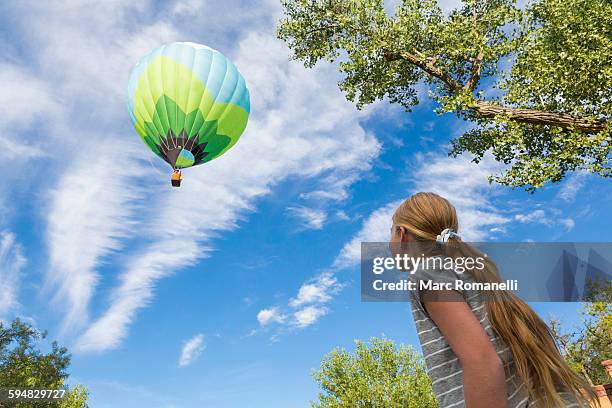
127,42,250,169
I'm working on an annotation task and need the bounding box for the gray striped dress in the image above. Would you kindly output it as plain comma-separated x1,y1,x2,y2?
409,265,584,408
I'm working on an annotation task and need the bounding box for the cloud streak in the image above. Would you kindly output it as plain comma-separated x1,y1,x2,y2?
286,206,328,230
557,172,588,203
0,231,25,319
76,239,200,352
333,201,402,269
46,142,145,332
289,273,339,307
179,334,205,367
293,306,328,328
0,62,62,160
409,152,511,241
514,209,575,232
256,272,341,331
257,308,286,326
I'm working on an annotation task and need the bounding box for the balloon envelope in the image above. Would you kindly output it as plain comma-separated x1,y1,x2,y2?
127,42,250,169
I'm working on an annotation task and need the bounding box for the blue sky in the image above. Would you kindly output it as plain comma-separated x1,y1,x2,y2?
0,0,610,407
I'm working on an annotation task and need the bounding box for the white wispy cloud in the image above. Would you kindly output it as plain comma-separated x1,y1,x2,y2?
0,231,25,319
289,273,339,307
559,218,575,231
335,210,350,221
76,239,200,352
557,172,587,203
298,172,362,202
286,206,327,230
514,209,575,232
489,226,507,234
333,200,403,269
171,0,206,17
409,153,511,241
46,142,145,332
257,308,286,326
256,273,340,330
0,62,64,219
0,62,61,160
17,1,176,106
293,306,328,328
515,209,547,224
178,334,205,367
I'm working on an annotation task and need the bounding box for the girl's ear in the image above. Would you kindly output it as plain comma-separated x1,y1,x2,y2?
399,227,409,242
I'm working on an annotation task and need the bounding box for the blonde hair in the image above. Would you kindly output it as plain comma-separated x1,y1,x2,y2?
392,192,596,408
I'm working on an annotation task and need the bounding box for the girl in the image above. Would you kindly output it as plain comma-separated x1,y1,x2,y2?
390,192,595,408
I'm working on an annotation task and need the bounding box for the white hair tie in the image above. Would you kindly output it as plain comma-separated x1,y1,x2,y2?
436,228,459,243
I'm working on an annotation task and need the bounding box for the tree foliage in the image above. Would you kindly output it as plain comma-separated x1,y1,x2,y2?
0,318,89,408
278,0,612,190
58,386,89,408
550,279,612,386
310,337,437,408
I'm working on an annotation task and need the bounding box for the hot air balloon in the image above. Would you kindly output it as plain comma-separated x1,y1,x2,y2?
127,42,250,187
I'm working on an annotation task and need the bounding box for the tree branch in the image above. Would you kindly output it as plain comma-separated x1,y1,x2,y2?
384,51,605,132
465,7,484,92
473,101,606,132
384,50,462,90
465,50,485,91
